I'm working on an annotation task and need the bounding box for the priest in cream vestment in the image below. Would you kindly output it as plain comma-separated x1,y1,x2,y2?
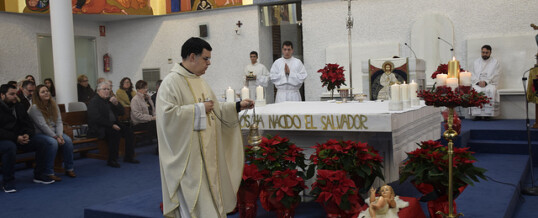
156,37,254,218
470,45,501,118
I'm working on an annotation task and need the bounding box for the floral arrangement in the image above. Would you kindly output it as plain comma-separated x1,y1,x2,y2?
310,170,361,212
318,63,346,92
431,63,465,79
417,88,490,108
241,163,268,185
246,135,308,176
399,140,487,199
310,139,384,193
261,169,307,209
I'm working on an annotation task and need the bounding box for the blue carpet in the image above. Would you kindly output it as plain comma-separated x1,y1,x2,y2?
2,120,538,217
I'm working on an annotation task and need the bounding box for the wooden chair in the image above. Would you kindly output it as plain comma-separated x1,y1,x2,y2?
58,104,66,113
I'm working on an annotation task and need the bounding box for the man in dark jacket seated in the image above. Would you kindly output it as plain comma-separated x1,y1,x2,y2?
87,81,139,168
1,84,55,193
16,80,35,111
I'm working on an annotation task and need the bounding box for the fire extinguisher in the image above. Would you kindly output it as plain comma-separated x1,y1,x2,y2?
103,53,111,72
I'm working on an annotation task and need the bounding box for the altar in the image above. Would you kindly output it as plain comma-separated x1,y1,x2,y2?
240,101,441,183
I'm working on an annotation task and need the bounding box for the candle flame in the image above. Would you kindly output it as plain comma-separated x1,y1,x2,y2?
452,56,456,61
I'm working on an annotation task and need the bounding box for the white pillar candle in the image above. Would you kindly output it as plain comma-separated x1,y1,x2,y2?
447,78,459,90
409,80,418,99
390,83,400,102
460,71,472,86
241,86,250,100
400,82,409,101
256,85,264,101
226,87,235,103
436,74,447,86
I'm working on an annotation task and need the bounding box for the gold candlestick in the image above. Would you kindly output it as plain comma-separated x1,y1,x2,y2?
447,57,460,81
436,107,463,218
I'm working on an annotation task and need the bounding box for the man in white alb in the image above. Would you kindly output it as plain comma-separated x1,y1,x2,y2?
244,51,270,100
471,45,501,120
270,41,307,103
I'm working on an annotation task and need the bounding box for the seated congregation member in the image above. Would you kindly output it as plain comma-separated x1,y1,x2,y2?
28,85,76,181
43,78,56,98
116,77,136,107
130,80,156,137
1,84,54,191
77,74,94,104
87,82,139,168
17,80,36,111
151,79,162,107
25,75,36,83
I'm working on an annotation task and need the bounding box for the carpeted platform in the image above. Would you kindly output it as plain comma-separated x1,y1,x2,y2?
83,135,533,218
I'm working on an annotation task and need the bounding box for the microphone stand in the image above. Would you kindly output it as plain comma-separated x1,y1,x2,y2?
522,70,538,195
404,43,417,59
438,37,455,57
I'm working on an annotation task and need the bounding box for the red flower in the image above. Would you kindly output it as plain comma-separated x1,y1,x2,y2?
310,170,360,211
318,63,347,91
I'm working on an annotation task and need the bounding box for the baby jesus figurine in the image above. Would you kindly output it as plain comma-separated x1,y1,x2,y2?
359,185,409,218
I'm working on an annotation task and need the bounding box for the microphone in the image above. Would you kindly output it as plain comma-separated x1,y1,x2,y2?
522,69,531,81
437,36,455,54
404,43,417,59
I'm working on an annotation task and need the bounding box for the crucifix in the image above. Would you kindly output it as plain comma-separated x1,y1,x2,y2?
344,0,356,96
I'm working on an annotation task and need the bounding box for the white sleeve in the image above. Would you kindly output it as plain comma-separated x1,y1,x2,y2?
193,103,207,131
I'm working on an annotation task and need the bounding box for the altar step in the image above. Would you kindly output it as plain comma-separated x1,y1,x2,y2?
467,129,538,166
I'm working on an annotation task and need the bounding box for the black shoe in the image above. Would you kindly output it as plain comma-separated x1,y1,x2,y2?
124,158,140,164
33,175,55,184
473,116,482,121
483,117,491,121
3,181,16,193
107,161,121,168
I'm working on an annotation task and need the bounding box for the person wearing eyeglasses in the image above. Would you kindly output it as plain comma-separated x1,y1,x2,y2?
77,74,95,104
87,81,139,168
156,37,254,218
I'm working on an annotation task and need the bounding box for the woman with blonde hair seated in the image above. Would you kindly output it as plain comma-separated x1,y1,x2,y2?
116,77,136,107
28,85,76,181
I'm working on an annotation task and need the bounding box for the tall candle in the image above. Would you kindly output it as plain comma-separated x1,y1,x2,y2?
390,83,400,102
447,78,459,91
460,71,472,86
226,87,235,103
241,86,250,100
256,85,264,101
447,56,460,79
409,80,418,99
400,82,409,101
436,74,447,86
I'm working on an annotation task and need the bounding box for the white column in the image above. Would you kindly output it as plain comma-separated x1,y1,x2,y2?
49,1,77,105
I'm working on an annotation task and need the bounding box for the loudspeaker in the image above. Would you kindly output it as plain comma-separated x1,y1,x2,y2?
199,25,208,38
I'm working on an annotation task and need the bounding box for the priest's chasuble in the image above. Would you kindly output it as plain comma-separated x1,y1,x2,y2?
156,63,244,218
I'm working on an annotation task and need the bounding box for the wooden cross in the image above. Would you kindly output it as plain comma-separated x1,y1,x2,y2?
236,21,243,28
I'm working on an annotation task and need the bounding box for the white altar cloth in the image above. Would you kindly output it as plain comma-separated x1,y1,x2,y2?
240,101,441,183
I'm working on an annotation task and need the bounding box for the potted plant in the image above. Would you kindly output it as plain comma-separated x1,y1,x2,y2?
318,63,346,99
399,140,487,218
310,169,361,217
309,139,384,204
245,135,308,217
259,169,307,218
237,163,268,218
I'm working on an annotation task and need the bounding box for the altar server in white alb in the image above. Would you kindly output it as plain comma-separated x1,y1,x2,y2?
270,41,307,103
470,45,501,120
245,51,270,87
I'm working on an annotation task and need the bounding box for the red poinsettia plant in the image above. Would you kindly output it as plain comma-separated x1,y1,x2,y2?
310,169,361,213
261,169,307,209
431,63,465,79
246,135,308,176
399,140,487,200
309,139,384,193
318,63,346,92
241,163,268,185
